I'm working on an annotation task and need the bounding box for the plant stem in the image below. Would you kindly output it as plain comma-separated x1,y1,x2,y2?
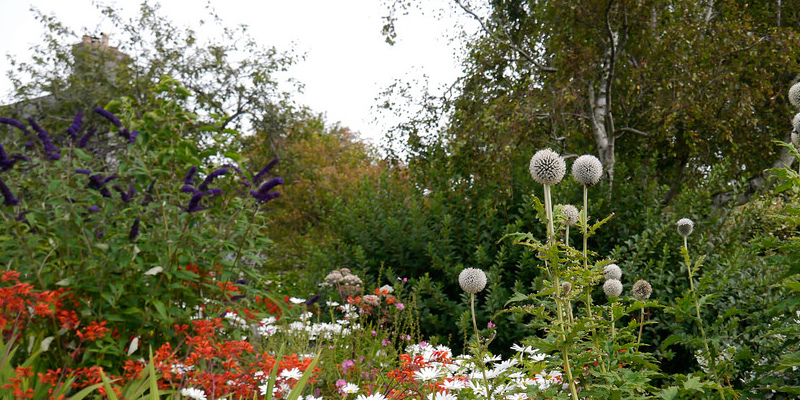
544,184,554,242
470,293,491,398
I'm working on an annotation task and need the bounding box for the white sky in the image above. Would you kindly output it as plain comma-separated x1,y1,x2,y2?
0,0,477,146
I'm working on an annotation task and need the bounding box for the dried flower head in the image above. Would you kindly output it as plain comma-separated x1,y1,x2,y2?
790,82,800,108
632,279,652,300
529,148,566,185
792,130,799,150
459,268,487,294
362,295,380,307
561,204,580,225
603,279,623,297
677,218,694,237
562,281,572,296
572,154,603,187
603,264,622,281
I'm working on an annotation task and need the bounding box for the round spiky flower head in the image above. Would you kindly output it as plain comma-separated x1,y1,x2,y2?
632,279,652,300
603,264,622,281
529,148,566,185
677,218,694,237
790,82,800,108
572,154,603,187
793,113,800,133
459,268,487,294
561,204,580,226
562,281,572,296
603,279,623,298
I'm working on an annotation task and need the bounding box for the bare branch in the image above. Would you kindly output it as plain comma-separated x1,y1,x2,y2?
615,127,651,139
451,0,556,73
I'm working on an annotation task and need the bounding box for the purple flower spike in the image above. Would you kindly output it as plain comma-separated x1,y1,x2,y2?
305,294,322,307
181,185,201,195
0,144,26,171
0,118,30,134
250,177,283,204
0,177,20,207
205,188,222,196
66,110,83,140
76,169,92,175
118,128,131,142
198,168,229,191
129,130,138,144
184,166,198,185
186,192,204,212
89,205,99,212
27,118,60,160
129,217,140,241
78,127,97,149
253,158,279,185
94,107,122,127
114,185,136,203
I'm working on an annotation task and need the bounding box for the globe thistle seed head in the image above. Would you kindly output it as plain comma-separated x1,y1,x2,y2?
603,264,622,281
603,279,623,298
561,204,580,226
529,148,566,185
562,281,572,296
789,82,800,108
632,279,652,300
572,154,603,186
459,268,487,294
677,218,694,237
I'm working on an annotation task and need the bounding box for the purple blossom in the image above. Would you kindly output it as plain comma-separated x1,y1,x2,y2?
250,177,283,203
66,110,83,140
118,128,131,142
78,170,116,198
0,144,30,172
181,185,201,195
222,163,244,176
184,166,198,185
129,130,138,144
198,168,228,191
88,205,99,212
186,192,204,212
27,118,60,160
305,294,322,307
94,107,122,127
252,158,279,185
114,185,136,203
0,177,19,206
0,118,30,134
129,217,140,241
78,127,97,148
205,188,222,196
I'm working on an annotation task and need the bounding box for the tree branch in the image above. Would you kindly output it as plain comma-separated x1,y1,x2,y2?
451,0,556,73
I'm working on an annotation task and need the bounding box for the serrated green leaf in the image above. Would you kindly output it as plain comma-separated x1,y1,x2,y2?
683,375,705,392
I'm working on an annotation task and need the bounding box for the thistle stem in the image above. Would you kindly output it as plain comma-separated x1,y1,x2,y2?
470,293,491,398
544,184,554,242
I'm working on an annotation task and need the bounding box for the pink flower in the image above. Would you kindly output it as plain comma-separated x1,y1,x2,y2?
342,359,355,374
382,339,391,347
371,330,377,336
396,303,405,310
488,321,496,328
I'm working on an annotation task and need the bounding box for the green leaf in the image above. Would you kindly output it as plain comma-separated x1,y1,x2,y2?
656,386,679,400
683,375,705,392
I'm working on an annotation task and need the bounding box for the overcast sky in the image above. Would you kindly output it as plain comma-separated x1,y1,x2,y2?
0,0,478,145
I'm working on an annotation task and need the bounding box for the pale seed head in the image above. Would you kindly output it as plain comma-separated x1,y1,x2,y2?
562,281,572,296
603,264,622,281
459,268,487,294
561,204,580,226
529,148,566,185
632,279,652,300
572,154,603,187
603,279,623,298
789,82,800,108
677,218,694,237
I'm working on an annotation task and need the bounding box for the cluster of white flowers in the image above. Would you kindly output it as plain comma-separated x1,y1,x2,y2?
255,314,359,341
321,268,363,288
601,263,623,298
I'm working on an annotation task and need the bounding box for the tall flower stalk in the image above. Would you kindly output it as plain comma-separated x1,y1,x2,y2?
678,218,726,398
529,149,578,400
459,268,491,397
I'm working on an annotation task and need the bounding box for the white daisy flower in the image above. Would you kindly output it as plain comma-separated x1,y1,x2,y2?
180,387,207,400
280,367,303,380
414,366,445,382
